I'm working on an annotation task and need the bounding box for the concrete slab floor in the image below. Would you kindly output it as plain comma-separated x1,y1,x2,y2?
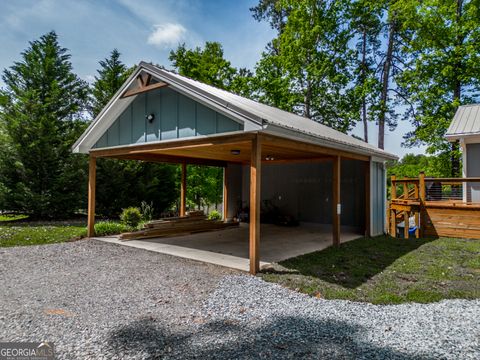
95,223,362,272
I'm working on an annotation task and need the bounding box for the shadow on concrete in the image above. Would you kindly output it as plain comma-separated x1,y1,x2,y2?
106,315,433,359
274,236,433,288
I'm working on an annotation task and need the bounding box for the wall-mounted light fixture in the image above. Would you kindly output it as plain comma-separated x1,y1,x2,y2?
230,149,241,155
265,155,275,161
146,113,155,123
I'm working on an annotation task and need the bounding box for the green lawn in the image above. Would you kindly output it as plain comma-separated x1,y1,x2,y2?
0,215,136,247
0,222,86,247
261,236,480,304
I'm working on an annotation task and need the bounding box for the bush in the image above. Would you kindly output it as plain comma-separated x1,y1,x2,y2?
208,210,222,221
94,221,132,236
120,207,142,228
140,201,154,222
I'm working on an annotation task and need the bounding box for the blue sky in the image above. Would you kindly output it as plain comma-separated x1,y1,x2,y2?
0,0,425,157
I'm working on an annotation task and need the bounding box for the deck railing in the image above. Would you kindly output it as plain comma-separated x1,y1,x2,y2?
388,173,480,239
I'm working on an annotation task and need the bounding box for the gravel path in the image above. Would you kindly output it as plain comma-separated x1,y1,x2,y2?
0,240,478,359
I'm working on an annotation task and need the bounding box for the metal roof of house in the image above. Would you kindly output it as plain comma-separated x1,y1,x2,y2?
73,62,397,160
446,104,480,140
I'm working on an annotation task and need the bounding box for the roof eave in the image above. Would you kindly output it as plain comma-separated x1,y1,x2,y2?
262,124,398,161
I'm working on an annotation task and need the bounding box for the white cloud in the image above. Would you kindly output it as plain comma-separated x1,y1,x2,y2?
147,23,186,48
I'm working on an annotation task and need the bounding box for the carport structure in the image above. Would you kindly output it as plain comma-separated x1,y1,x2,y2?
73,62,397,274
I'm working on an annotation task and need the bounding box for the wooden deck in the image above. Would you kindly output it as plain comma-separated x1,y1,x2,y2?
388,173,480,239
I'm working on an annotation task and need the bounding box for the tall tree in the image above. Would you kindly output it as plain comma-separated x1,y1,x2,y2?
349,0,383,142
169,41,254,96
0,31,89,218
91,49,131,117
252,0,358,133
396,0,480,175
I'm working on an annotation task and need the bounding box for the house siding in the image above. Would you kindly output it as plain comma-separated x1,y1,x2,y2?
466,143,480,202
370,161,386,236
93,87,243,148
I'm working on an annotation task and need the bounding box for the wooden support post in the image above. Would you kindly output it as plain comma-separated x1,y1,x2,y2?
414,183,420,238
180,163,187,217
390,209,397,237
390,175,397,237
419,172,426,238
403,182,409,199
87,155,96,237
223,166,228,221
249,135,261,274
391,175,397,200
404,211,409,239
365,160,370,237
332,155,341,246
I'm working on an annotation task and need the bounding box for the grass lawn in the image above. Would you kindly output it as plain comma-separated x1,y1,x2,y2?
261,236,480,304
0,221,86,247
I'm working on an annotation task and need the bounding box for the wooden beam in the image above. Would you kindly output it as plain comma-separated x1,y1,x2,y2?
249,135,261,274
121,82,168,98
90,132,256,158
87,156,96,237
113,153,227,167
223,166,228,221
261,134,369,161
332,155,341,246
180,163,187,217
365,160,371,237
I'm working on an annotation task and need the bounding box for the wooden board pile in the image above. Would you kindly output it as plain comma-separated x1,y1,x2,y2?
119,212,238,241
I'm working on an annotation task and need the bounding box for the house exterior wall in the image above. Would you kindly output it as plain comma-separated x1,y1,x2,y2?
466,143,480,202
235,160,366,229
93,87,243,148
370,161,386,236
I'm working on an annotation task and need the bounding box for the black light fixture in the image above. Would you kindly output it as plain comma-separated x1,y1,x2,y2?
146,113,155,123
265,155,275,161
230,149,241,155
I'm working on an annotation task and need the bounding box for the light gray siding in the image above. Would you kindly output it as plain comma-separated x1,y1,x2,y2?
370,161,386,236
466,143,480,202
93,87,243,148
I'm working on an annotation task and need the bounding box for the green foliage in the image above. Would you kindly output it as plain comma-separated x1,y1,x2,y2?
183,165,223,210
262,236,480,304
394,0,480,174
120,207,142,228
207,210,222,221
386,153,452,180
253,0,358,133
140,201,154,222
0,31,89,218
91,49,133,117
94,221,132,236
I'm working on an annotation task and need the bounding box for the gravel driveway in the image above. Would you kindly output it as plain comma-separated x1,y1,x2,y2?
0,240,478,359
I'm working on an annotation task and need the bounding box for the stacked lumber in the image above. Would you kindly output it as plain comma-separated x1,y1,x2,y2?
119,213,238,241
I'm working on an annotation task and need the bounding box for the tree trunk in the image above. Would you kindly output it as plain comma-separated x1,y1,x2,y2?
378,20,396,150
361,30,368,143
451,0,463,177
304,79,312,119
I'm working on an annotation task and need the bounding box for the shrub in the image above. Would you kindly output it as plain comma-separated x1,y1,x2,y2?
120,207,142,228
94,221,132,236
140,201,154,222
208,210,222,221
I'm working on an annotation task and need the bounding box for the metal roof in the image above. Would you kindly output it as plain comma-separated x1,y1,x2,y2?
73,62,397,160
446,104,480,139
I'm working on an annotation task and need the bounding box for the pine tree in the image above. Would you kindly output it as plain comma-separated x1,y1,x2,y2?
0,31,89,218
91,49,132,117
